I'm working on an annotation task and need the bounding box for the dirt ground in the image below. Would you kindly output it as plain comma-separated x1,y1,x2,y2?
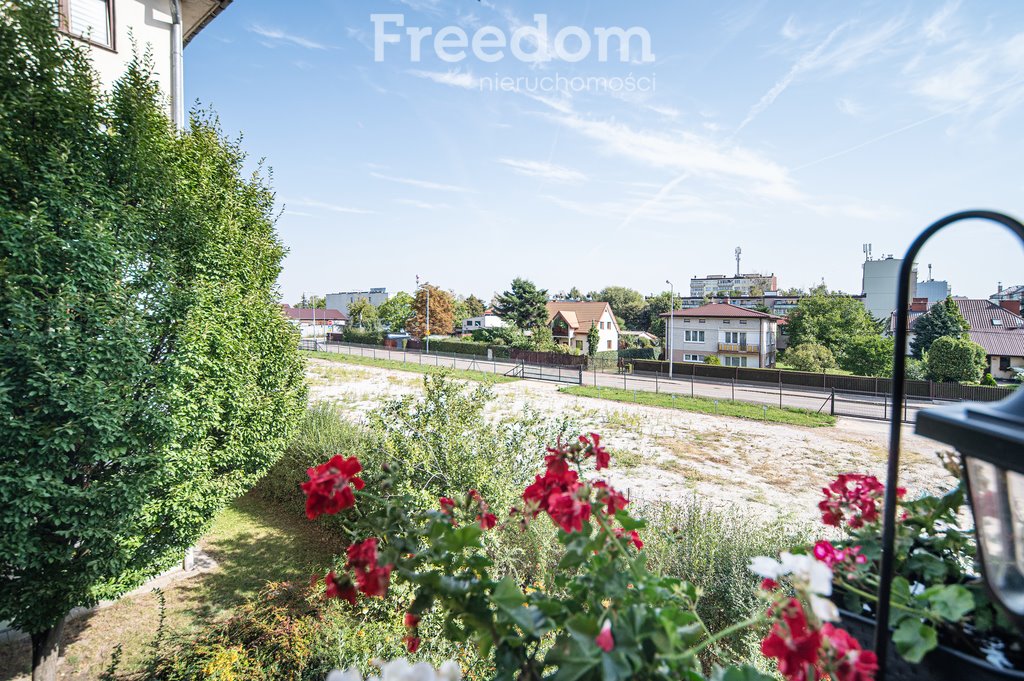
307,358,954,525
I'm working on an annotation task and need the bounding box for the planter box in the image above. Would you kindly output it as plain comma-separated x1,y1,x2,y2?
839,609,1024,681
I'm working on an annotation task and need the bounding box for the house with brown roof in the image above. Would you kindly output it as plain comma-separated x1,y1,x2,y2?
282,305,348,338
660,303,780,368
545,301,619,354
897,298,1024,379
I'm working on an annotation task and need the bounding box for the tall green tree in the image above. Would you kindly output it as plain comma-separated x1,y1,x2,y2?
348,298,380,331
567,286,584,300
377,291,414,331
910,297,970,359
295,295,325,308
842,335,895,377
0,6,305,678
464,294,486,318
926,336,987,383
785,294,882,363
639,291,673,337
587,323,600,358
597,286,647,330
493,278,549,330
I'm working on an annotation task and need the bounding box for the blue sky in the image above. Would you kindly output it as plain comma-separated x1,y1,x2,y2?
184,1,1024,304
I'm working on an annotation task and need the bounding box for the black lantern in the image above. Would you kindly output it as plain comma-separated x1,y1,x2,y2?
917,391,1024,622
874,210,1024,679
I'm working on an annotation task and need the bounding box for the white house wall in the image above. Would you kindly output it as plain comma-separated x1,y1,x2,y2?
77,0,174,98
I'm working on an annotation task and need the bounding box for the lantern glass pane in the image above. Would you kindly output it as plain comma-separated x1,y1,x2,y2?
967,458,1024,615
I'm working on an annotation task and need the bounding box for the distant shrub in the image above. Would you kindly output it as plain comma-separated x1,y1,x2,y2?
784,343,837,373
926,335,986,383
342,328,385,345
703,355,722,366
619,347,659,361
982,372,998,386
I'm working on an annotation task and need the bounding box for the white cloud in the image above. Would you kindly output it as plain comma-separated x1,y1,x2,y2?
923,0,960,43
836,97,865,117
408,69,480,90
780,16,805,40
285,198,374,215
395,198,451,210
249,25,329,50
370,172,472,193
551,113,801,201
498,159,588,183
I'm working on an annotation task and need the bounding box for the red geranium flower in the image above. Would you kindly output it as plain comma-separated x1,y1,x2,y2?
439,497,456,515
581,433,610,470
478,512,498,530
354,562,393,597
760,599,821,681
760,578,779,591
595,620,615,652
614,527,643,549
547,490,591,533
593,481,628,515
346,538,378,570
404,612,421,628
324,571,358,605
300,455,365,520
821,623,878,681
404,635,421,653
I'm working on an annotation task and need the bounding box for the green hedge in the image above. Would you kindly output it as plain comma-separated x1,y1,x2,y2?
619,347,659,360
410,338,512,359
341,328,385,345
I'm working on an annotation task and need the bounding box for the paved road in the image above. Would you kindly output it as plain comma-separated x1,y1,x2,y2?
308,341,946,423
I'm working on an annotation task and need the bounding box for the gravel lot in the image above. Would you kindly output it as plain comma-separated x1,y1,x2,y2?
307,357,954,524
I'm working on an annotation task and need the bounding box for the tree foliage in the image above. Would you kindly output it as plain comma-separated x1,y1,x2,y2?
0,3,305,672
464,294,486,319
587,323,600,358
926,336,987,383
703,355,722,366
596,286,646,330
910,297,969,359
841,335,895,377
409,285,455,338
785,294,882,362
784,343,838,373
493,278,548,330
348,298,380,331
296,294,325,308
377,291,413,332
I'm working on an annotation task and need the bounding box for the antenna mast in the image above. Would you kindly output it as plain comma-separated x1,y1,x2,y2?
734,246,742,277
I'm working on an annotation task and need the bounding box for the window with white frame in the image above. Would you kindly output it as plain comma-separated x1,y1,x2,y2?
684,329,705,343
683,354,703,362
723,356,748,367
57,0,114,49
723,331,747,344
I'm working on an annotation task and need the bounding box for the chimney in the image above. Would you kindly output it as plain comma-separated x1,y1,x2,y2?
998,282,1004,294
910,297,928,312
999,300,1021,316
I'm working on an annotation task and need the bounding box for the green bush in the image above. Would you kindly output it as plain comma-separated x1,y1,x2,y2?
619,347,659,361
926,335,986,383
982,372,998,386
784,343,838,373
342,328,385,345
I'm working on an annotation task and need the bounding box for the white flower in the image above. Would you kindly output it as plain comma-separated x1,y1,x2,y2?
749,555,784,579
327,669,363,681
810,594,840,622
437,661,462,681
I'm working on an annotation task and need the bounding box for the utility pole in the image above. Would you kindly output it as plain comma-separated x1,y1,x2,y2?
666,279,674,379
416,275,431,353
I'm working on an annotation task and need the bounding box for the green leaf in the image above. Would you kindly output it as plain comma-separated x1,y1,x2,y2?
892,619,938,663
710,666,777,681
923,584,974,622
614,510,647,532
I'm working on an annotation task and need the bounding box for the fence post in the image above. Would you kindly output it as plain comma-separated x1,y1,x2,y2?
732,377,735,401
830,388,835,417
655,373,659,394
691,373,694,398
623,373,626,390
883,393,888,420
904,396,909,423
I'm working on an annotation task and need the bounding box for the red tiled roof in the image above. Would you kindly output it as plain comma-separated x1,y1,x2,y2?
660,303,779,319
954,299,1024,331
969,331,1024,357
546,301,618,331
282,306,348,322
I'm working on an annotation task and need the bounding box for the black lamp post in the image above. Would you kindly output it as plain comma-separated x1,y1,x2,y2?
876,210,1024,678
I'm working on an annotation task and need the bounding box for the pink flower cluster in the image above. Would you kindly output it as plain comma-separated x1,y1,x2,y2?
761,598,877,681
818,473,904,529
521,434,634,538
812,541,867,571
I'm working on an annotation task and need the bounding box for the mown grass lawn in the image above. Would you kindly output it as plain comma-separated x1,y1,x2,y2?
301,350,519,384
559,385,836,428
0,494,341,681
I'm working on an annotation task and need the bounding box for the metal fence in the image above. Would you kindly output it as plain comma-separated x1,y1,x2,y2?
303,340,993,424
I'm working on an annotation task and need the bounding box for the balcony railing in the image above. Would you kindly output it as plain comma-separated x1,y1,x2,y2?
718,343,760,354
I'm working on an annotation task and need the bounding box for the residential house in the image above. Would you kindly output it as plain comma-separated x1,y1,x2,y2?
282,305,348,338
326,288,390,316
56,0,232,127
660,303,780,368
894,298,1024,380
671,293,866,318
546,301,619,354
991,283,1024,305
461,309,506,335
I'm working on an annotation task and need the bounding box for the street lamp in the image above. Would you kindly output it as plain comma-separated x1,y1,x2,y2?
416,275,431,354
875,210,1024,677
666,280,674,379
